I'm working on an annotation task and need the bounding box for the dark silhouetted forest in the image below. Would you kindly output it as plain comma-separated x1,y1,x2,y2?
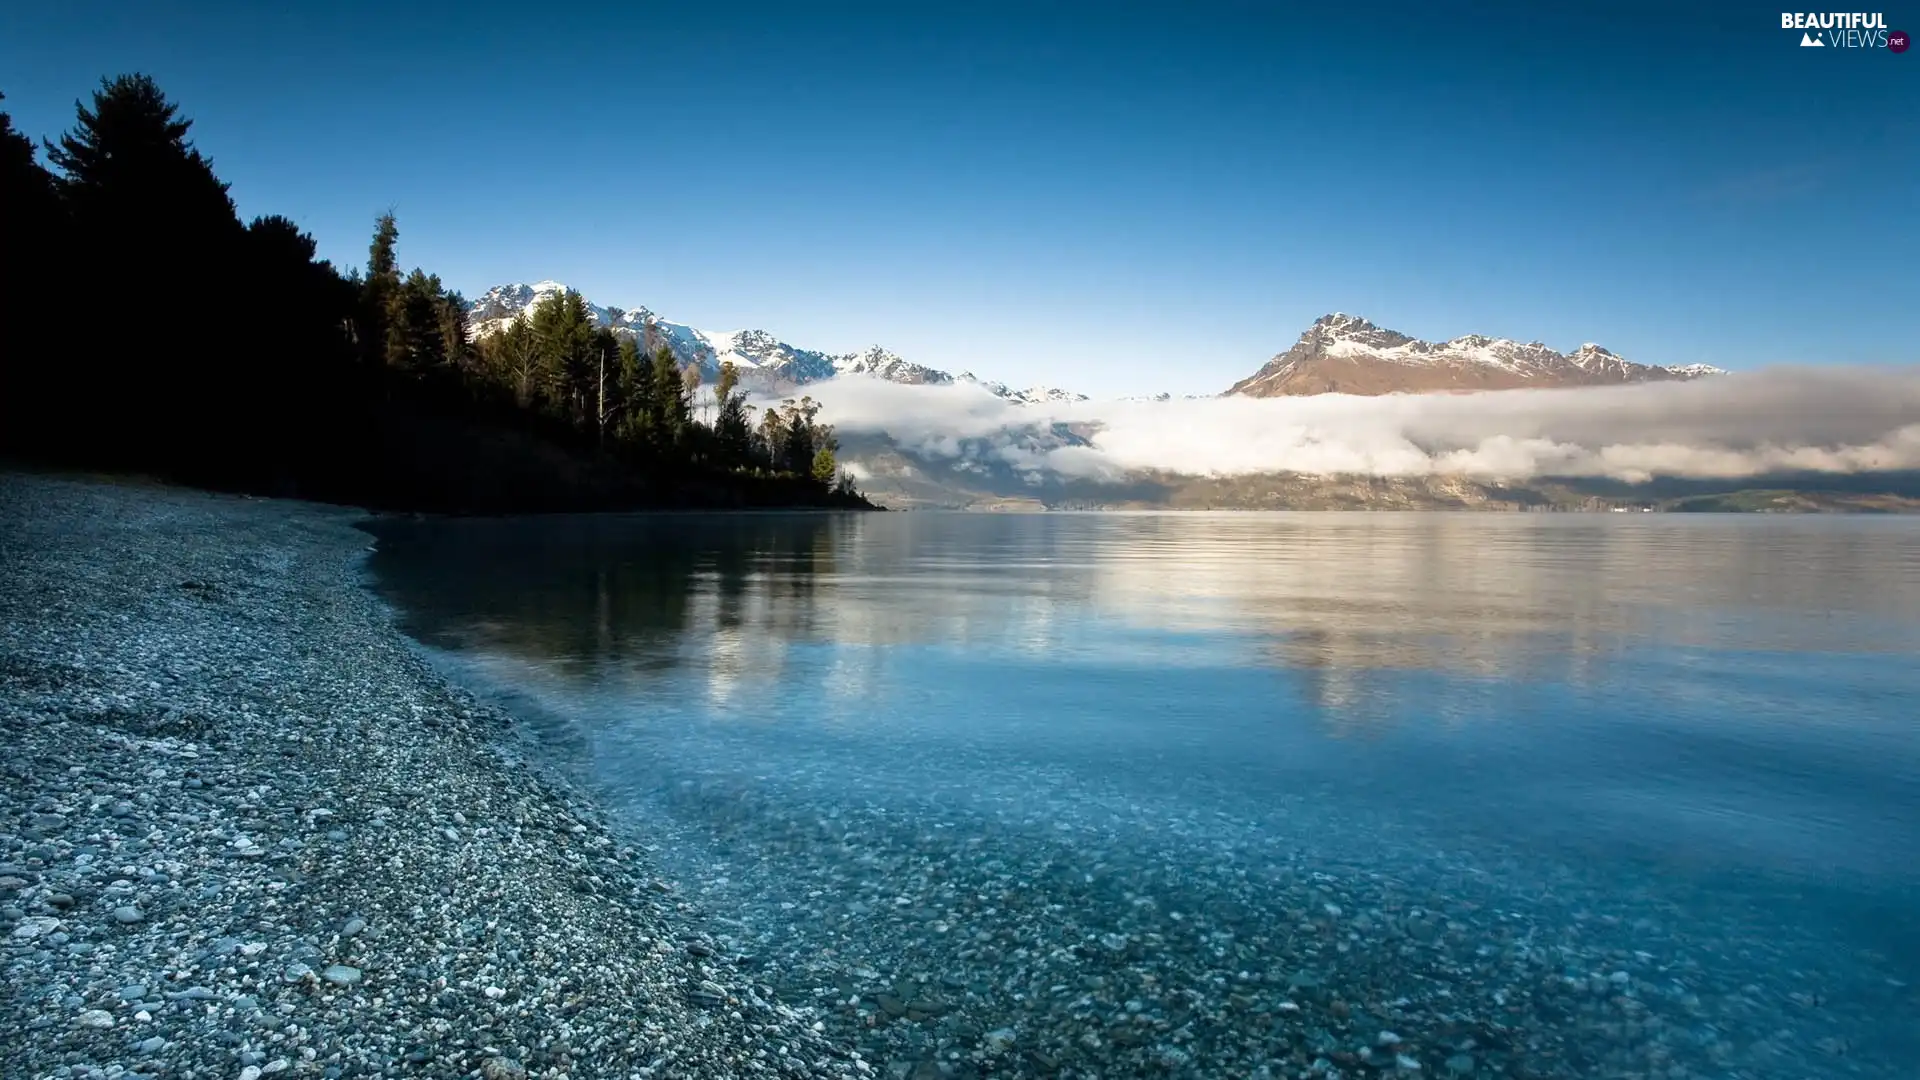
0,75,871,512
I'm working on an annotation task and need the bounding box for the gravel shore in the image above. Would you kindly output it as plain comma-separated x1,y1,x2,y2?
0,472,858,1080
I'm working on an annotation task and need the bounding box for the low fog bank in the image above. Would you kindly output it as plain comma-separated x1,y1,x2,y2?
788,367,1920,484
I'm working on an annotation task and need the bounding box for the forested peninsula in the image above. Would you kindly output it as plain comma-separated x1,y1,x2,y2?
0,75,872,512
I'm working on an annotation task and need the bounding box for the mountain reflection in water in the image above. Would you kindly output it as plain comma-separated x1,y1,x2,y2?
368,511,1920,1080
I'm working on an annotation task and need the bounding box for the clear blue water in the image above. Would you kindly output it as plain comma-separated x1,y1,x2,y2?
368,512,1920,1079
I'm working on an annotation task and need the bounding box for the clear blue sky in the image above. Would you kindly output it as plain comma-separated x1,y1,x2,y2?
3,1,1914,395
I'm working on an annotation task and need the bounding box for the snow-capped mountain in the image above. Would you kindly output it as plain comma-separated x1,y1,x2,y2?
468,282,842,387
470,287,1725,405
467,282,1080,402
1227,313,1726,397
955,375,1090,405
836,346,955,386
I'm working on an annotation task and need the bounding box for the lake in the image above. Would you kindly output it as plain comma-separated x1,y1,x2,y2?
365,512,1920,1080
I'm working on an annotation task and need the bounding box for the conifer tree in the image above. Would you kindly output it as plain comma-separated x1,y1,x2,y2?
386,269,448,372
616,335,655,447
363,213,401,364
528,288,597,421
46,74,238,239
438,292,472,373
811,445,838,485
648,344,687,451
46,74,244,458
0,92,66,448
234,213,357,481
0,93,55,217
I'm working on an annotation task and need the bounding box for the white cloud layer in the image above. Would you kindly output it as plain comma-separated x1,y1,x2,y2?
790,367,1920,483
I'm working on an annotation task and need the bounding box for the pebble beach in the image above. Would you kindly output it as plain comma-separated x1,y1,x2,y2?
0,472,856,1080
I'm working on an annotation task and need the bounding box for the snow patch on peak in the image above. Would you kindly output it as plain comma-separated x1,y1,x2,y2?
1312,312,1375,334
1231,313,1729,397
951,373,1086,405
1005,386,1091,406
465,282,1076,397
835,346,954,386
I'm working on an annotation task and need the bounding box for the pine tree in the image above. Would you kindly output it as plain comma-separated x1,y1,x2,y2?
46,74,244,464
0,92,55,214
811,445,838,485
386,269,448,372
438,292,472,374
45,74,238,239
236,214,357,484
648,344,687,451
528,288,597,422
368,214,398,276
0,92,67,450
363,212,400,364
616,335,655,447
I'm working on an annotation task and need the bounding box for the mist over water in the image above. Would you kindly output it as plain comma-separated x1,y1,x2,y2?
369,513,1920,1078
798,367,1920,484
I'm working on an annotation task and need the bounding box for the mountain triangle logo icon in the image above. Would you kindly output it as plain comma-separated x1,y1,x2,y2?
1800,31,1825,45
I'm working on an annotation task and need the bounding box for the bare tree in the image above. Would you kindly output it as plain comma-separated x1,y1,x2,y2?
595,338,613,447
683,363,705,426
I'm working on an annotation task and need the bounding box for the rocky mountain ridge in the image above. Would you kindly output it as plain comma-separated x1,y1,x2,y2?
1226,313,1723,397
470,284,1725,403
467,281,1089,404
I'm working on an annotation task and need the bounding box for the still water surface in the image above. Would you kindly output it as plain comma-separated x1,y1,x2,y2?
368,512,1920,1079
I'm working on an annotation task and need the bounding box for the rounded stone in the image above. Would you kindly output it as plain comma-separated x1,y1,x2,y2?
320,964,363,987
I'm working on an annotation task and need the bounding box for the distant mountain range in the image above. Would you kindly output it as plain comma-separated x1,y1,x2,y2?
454,286,1920,515
469,283,1725,402
1227,313,1723,397
467,282,1089,405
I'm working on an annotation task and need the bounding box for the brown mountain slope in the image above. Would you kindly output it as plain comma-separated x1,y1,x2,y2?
1227,313,1723,397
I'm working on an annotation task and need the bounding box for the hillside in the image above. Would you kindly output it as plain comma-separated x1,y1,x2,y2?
1227,313,1723,397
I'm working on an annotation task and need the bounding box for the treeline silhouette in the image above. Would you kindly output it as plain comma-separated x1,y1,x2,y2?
0,75,871,512
366,512,846,668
